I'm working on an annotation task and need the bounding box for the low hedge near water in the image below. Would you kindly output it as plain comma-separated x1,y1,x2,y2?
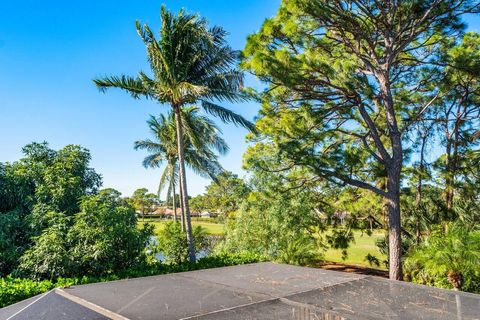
0,252,261,308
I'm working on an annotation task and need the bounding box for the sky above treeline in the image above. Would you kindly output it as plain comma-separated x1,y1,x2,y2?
0,1,478,197
0,0,279,197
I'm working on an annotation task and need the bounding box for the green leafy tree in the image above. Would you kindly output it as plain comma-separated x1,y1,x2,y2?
433,33,480,210
16,143,102,217
242,0,479,280
17,213,71,280
18,189,153,279
222,170,324,265
0,143,101,275
0,211,28,277
69,189,153,276
194,171,249,216
94,7,253,262
131,188,158,222
157,221,208,265
189,194,208,213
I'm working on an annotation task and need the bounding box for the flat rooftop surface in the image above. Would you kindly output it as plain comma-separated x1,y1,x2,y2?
1,262,479,320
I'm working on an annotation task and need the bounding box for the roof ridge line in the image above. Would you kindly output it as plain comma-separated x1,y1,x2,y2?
178,296,280,320
5,290,52,320
55,288,129,320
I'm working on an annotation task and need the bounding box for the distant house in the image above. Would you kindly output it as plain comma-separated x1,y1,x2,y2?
332,210,350,225
200,211,211,218
190,211,201,218
147,207,180,219
152,207,166,216
164,208,182,218
147,207,203,219
314,208,350,225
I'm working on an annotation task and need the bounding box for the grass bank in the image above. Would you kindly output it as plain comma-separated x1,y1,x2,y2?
139,219,386,269
323,230,386,269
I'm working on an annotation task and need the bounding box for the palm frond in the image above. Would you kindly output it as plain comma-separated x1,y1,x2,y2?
93,75,153,99
158,165,171,197
201,100,256,132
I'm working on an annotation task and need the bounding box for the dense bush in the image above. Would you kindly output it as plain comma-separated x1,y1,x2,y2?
156,221,208,264
0,252,261,308
0,143,102,276
17,213,72,280
69,189,153,275
405,223,480,293
0,210,26,277
0,277,57,308
221,185,324,265
17,189,153,279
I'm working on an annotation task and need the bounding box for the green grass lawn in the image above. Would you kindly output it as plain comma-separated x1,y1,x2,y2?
139,218,225,236
140,218,386,268
323,230,387,269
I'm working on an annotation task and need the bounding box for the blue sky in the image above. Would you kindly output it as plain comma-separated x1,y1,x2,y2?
0,2,478,197
0,1,279,197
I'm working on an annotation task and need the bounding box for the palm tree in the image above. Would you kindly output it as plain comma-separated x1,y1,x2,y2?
136,115,180,222
135,107,228,227
405,223,480,291
93,7,253,262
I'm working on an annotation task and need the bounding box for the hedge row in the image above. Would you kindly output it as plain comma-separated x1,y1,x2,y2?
0,252,261,308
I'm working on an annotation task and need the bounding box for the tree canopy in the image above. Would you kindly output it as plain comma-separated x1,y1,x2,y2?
242,0,480,280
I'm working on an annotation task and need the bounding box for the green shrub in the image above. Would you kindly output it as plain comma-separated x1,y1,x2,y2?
157,221,208,264
278,235,321,266
0,210,26,277
222,190,322,265
17,189,154,279
405,223,480,293
17,213,72,280
68,189,153,276
0,278,55,308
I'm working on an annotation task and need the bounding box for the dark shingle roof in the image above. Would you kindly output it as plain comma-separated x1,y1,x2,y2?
1,262,479,320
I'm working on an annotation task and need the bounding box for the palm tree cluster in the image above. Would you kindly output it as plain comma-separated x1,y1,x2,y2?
93,6,253,262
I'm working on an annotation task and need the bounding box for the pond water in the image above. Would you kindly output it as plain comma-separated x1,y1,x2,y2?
154,250,209,262
147,236,209,262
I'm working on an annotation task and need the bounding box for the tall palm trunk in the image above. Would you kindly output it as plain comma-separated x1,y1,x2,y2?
179,180,186,232
171,179,177,222
173,105,196,263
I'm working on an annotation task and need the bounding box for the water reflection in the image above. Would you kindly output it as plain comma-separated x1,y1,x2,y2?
154,250,208,262
147,236,209,262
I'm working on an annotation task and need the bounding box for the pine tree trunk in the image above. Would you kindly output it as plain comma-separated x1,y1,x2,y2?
381,74,403,281
173,105,196,263
386,167,402,281
445,138,454,211
445,99,466,211
415,127,428,244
